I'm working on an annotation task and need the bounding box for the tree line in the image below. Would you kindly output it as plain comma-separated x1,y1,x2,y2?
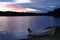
0,8,60,16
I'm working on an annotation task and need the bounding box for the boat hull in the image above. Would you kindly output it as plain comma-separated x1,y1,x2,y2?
28,28,55,37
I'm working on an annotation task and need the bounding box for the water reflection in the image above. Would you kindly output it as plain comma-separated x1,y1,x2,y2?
0,16,31,39
0,16,59,39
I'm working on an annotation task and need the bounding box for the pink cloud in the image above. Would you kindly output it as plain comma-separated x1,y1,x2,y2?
0,4,26,12
0,4,39,12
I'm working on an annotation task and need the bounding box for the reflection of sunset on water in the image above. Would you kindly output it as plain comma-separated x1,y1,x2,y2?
0,16,60,39
0,16,32,39
0,17,8,31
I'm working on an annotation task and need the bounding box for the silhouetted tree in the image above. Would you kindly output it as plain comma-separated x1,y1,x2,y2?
47,8,60,17
0,8,60,16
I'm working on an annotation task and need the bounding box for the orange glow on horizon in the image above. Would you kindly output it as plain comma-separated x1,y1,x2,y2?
0,4,39,12
0,4,26,12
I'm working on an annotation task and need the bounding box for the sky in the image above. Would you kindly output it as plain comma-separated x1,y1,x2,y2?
0,0,60,13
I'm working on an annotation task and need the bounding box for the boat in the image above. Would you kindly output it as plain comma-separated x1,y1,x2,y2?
28,27,55,37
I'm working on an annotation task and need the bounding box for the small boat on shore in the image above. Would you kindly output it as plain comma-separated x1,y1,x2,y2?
28,27,55,37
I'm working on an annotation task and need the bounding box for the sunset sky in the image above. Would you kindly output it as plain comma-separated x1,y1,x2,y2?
0,0,60,13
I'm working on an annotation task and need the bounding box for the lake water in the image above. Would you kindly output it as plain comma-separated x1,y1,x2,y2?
0,16,60,40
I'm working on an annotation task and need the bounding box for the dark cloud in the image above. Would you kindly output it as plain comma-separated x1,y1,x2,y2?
0,0,60,13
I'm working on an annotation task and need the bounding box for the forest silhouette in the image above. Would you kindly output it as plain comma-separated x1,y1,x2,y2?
0,8,60,16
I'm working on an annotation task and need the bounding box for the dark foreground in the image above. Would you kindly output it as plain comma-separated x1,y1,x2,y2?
19,34,60,40
19,26,60,40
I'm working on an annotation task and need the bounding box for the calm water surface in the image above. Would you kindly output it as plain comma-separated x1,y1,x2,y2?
0,16,60,39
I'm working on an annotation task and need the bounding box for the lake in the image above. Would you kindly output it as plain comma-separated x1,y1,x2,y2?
0,16,60,39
